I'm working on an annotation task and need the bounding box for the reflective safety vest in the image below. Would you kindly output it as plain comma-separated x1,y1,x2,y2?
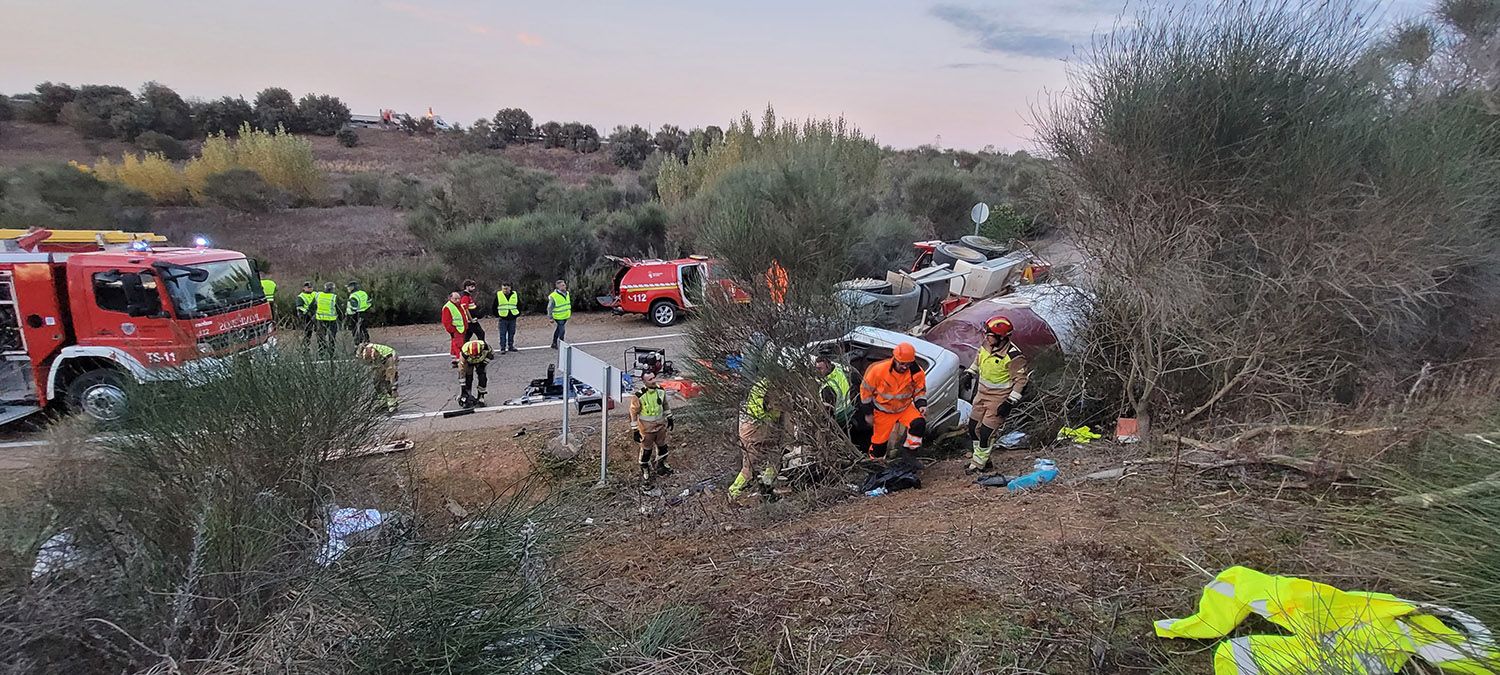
346,289,370,315
296,291,316,315
260,278,276,302
443,301,465,334
495,290,519,318
824,365,854,417
860,358,927,414
637,387,665,421
549,291,571,320
744,378,777,422
1157,566,1498,675
975,346,1014,389
313,292,338,321
361,343,396,361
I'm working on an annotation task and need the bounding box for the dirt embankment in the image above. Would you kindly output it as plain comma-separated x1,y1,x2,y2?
324,418,1373,671
149,205,423,281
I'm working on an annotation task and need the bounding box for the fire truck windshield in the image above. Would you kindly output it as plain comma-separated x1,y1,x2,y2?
160,258,262,318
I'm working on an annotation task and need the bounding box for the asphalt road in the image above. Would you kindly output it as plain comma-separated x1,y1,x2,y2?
369,313,691,436
0,313,692,463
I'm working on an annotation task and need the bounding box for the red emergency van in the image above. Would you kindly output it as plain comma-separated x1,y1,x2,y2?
597,255,747,326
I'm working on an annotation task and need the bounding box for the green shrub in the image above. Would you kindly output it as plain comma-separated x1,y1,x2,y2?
191,96,254,137
59,84,137,139
201,168,287,213
696,148,882,288
0,96,13,122
298,93,350,136
22,82,75,123
978,202,1033,241
609,124,653,169
335,126,359,147
347,258,451,325
252,86,301,132
0,164,151,230
409,156,556,234
492,107,534,144
344,172,384,205
1040,0,1500,419
850,212,919,273
343,172,427,209
902,169,979,239
133,130,190,161
139,81,193,139
595,202,670,257
655,124,690,162
433,212,609,309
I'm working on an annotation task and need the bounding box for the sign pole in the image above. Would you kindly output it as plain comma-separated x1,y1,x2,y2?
597,364,611,487
561,343,572,447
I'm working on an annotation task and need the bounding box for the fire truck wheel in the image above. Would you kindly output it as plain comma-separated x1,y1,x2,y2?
67,369,128,423
649,299,679,327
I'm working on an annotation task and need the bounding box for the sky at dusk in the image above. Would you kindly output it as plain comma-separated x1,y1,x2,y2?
1,0,1431,150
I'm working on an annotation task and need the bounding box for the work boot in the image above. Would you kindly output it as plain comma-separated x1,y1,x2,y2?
728,472,749,499
966,444,993,474
654,458,674,477
638,463,654,483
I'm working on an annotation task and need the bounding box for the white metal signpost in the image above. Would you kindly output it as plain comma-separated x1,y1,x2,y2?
557,341,626,486
971,201,991,236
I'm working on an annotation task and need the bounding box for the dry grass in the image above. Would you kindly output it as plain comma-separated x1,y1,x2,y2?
149,204,424,281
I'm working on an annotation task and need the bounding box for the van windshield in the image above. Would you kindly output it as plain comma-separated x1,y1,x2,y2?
162,259,262,318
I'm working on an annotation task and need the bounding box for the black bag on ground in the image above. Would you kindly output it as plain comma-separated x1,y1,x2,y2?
861,456,923,493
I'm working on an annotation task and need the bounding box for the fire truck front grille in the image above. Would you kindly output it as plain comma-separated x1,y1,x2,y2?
197,320,273,354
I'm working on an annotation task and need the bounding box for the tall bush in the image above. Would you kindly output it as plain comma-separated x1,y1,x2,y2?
658,106,882,207
140,81,194,139
202,168,287,213
432,212,606,308
90,153,190,205
1037,0,1500,422
22,82,75,123
409,156,554,234
608,125,654,169
192,96,255,137
0,164,151,230
901,170,979,239
297,93,351,136
253,87,302,133
492,107,534,144
59,84,137,139
183,124,322,203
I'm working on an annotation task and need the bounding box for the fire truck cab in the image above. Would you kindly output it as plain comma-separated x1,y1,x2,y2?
0,229,274,425
597,255,747,327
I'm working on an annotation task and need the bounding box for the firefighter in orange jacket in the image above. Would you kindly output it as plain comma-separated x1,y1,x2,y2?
859,342,928,461
441,291,466,368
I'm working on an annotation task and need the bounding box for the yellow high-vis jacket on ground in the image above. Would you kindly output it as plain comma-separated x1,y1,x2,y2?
1157,566,1496,674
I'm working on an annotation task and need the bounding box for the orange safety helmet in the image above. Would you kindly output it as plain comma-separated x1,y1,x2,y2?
893,342,917,363
985,316,1014,338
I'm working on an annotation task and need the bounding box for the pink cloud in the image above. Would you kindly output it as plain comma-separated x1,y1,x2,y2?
516,32,544,47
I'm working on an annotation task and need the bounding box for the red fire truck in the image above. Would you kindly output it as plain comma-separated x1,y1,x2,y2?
597,255,748,327
0,229,275,425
